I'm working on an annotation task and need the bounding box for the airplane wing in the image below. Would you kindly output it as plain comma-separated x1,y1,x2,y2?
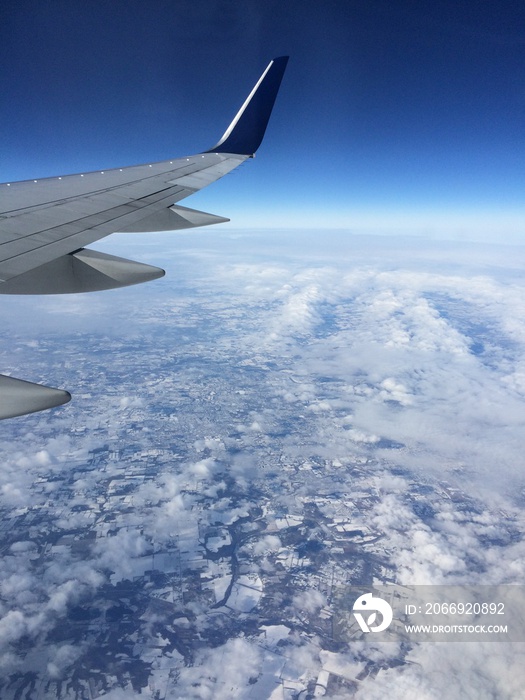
0,56,288,419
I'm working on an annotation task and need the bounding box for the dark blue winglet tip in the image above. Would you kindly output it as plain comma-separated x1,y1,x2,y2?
205,56,289,156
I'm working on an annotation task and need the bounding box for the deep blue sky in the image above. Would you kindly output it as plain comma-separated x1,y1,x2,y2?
2,0,525,237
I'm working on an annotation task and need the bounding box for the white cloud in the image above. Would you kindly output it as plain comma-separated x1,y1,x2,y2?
352,642,525,700
293,588,326,614
175,637,262,699
1,232,525,696
252,535,282,556
47,643,84,680
0,611,27,645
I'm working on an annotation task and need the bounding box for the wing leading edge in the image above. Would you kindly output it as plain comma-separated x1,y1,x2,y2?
0,56,289,419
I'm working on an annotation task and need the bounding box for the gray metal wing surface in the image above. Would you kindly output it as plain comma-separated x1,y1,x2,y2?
0,56,289,419
0,155,244,292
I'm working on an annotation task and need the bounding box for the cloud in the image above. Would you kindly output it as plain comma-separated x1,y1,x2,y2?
47,643,84,680
94,527,151,581
175,637,262,699
293,588,326,614
1,232,524,697
352,642,525,700
252,535,282,556
0,611,27,646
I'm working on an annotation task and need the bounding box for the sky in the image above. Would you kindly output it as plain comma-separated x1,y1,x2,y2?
1,0,524,238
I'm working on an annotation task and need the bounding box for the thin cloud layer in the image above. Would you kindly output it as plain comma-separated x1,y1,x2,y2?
0,231,524,697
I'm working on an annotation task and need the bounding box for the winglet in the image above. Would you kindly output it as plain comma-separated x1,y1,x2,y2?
205,56,289,156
